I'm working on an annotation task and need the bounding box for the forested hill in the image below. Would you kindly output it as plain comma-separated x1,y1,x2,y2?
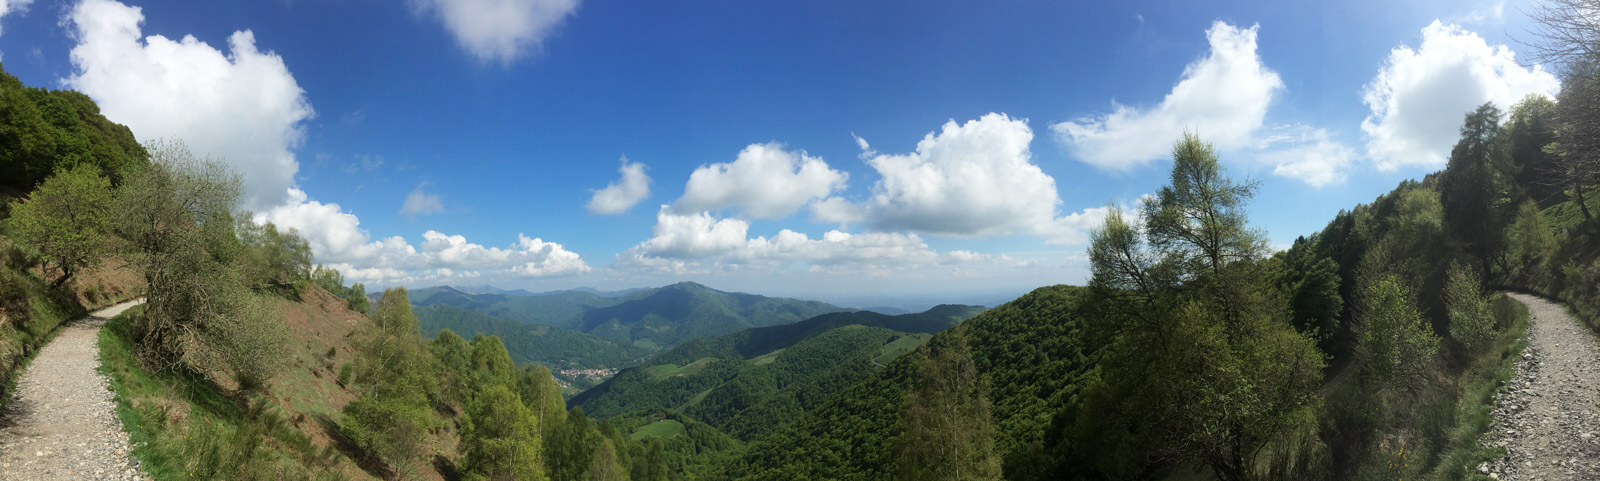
410,281,851,350
414,303,652,371
570,304,987,426
735,285,1090,479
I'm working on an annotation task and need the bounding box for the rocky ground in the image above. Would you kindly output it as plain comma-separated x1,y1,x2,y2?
1481,293,1600,480
0,300,147,481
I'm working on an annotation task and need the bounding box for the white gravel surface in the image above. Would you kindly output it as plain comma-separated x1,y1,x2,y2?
1482,293,1600,480
0,300,148,481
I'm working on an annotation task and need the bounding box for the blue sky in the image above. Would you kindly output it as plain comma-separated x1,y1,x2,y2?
0,0,1562,305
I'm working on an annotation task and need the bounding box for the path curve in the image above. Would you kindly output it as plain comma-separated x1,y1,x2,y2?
0,299,147,481
1484,293,1600,480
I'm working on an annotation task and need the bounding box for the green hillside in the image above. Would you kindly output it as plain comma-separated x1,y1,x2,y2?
571,304,987,441
412,281,853,351
735,285,1092,479
414,304,652,370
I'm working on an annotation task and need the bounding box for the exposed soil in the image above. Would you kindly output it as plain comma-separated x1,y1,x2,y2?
1482,293,1600,480
0,300,147,481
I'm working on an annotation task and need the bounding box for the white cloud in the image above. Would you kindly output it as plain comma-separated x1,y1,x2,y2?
1449,1,1505,25
412,0,580,65
1255,125,1357,187
1360,21,1560,171
810,196,866,226
1052,22,1283,171
64,0,314,211
0,0,34,38
401,184,445,215
673,142,848,219
629,206,751,259
858,113,1066,238
617,208,1000,274
587,157,651,215
258,188,589,284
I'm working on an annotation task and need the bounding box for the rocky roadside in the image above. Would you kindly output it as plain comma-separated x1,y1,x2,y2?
0,300,148,481
1479,293,1600,480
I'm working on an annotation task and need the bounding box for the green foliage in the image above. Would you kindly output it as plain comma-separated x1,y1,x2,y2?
6,163,113,287
1504,95,1561,207
341,287,437,477
459,384,546,481
111,141,293,390
1440,103,1514,276
610,410,741,479
235,219,313,296
0,64,148,194
310,265,368,313
1077,134,1325,480
1355,275,1439,394
893,334,1001,481
1504,199,1557,287
416,304,651,371
738,285,1091,480
1444,262,1495,355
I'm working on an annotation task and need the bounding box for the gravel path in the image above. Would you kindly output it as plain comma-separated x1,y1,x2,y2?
0,299,147,481
1483,293,1600,480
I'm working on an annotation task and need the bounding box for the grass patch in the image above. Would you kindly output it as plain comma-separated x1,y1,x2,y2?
874,333,932,365
628,419,685,442
644,358,717,381
749,348,784,366
98,306,351,481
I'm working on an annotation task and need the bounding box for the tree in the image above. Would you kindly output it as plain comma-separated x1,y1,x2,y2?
1354,275,1438,393
1504,95,1562,206
1506,199,1556,287
1440,103,1509,275
342,287,437,477
893,333,1001,481
587,438,629,481
1080,134,1325,480
6,163,112,287
1444,262,1496,354
459,384,546,481
548,406,598,481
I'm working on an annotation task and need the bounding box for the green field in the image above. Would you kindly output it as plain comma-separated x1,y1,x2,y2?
644,357,718,380
629,419,686,441
874,333,932,365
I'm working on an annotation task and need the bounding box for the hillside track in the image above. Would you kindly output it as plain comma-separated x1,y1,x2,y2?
1484,293,1600,480
0,299,147,480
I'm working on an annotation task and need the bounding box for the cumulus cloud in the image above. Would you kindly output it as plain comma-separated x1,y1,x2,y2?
673,143,848,219
629,207,751,259
401,184,445,215
587,157,651,215
1052,22,1283,170
856,113,1064,239
258,189,589,283
1361,21,1560,171
64,0,314,210
1255,125,1358,187
0,0,33,38
412,0,580,65
617,208,997,274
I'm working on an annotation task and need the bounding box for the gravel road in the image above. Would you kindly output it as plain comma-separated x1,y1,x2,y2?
0,299,148,481
1482,292,1600,480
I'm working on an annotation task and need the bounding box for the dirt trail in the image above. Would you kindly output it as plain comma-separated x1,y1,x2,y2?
0,299,147,480
1483,293,1600,480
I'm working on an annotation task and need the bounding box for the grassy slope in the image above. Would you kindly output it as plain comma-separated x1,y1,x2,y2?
100,286,414,481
